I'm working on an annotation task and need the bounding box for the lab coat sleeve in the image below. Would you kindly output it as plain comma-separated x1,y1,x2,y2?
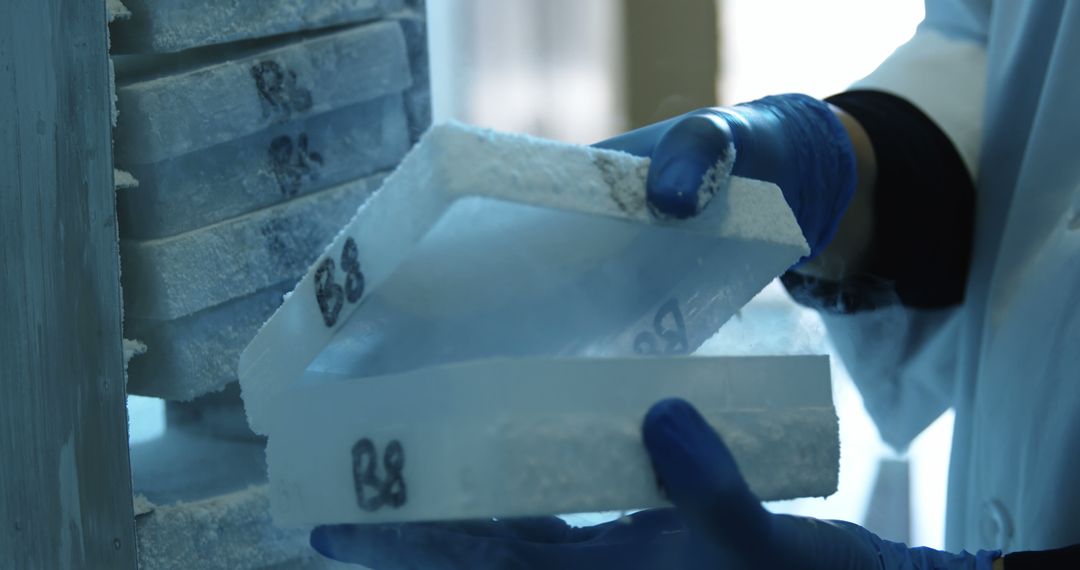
816,5,989,450
851,1,989,175
851,22,987,177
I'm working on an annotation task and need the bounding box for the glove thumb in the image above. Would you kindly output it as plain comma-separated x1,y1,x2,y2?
642,398,775,564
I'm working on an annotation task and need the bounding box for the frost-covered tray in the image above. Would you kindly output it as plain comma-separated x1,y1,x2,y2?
111,0,402,54
122,172,385,320
126,280,294,400
239,123,833,525
114,20,410,164
119,95,409,239
261,357,837,525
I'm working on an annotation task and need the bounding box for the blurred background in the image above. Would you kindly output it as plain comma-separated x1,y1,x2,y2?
130,0,953,550
428,0,925,141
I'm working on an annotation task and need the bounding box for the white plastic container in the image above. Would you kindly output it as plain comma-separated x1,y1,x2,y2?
239,123,837,526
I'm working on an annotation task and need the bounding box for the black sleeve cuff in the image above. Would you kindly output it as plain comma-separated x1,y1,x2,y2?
1004,544,1080,568
781,89,976,314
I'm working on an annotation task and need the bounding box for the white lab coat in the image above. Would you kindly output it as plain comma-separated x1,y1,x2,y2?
821,0,1080,553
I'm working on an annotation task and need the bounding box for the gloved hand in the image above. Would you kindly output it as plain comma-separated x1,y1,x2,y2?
595,94,857,263
310,398,999,569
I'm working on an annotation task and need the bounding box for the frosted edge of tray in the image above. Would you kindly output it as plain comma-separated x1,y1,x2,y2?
117,95,409,240
115,21,410,164
261,355,837,526
120,172,384,321
238,123,809,433
429,124,806,246
125,281,296,401
111,0,396,54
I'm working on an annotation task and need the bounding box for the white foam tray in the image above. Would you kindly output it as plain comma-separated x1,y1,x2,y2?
263,356,837,526
239,123,828,525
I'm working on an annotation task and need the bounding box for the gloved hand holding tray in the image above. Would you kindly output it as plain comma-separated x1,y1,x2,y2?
238,122,837,526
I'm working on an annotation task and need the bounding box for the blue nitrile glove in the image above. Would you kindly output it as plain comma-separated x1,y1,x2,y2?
595,94,857,263
310,398,1000,569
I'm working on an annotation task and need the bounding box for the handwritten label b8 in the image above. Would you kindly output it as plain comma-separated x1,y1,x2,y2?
633,299,689,355
352,438,407,512
251,60,313,120
314,237,365,327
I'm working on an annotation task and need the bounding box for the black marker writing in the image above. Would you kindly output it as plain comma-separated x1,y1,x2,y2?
269,133,323,196
313,237,365,327
314,258,343,327
633,299,689,355
251,60,313,119
340,237,365,303
352,438,407,512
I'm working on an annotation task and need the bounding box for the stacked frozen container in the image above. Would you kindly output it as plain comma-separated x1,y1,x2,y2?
107,4,429,566
111,0,430,401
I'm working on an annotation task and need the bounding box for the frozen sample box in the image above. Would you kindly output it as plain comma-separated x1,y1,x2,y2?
114,20,410,165
122,172,386,321
118,95,409,239
397,11,431,142
264,357,837,525
125,281,295,401
239,123,834,524
111,0,401,54
135,486,316,570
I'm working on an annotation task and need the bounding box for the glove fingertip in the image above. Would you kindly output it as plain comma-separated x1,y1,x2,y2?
309,525,345,559
642,398,728,492
647,113,735,220
643,398,693,434
642,398,715,455
642,399,762,511
310,524,404,564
